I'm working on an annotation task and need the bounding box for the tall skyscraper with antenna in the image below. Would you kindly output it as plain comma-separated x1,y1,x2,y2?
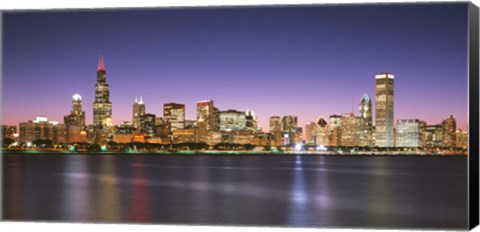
93,56,113,129
132,97,145,130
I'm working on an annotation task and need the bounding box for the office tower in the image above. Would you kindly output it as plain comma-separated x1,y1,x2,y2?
132,97,145,129
422,125,443,149
375,73,395,147
305,122,317,145
64,94,86,127
19,116,66,144
164,103,185,133
329,115,342,146
442,115,457,148
93,56,113,129
219,110,246,131
316,116,329,146
358,93,373,147
197,100,217,131
269,116,282,146
340,113,358,147
245,110,258,131
140,113,156,138
396,119,424,147
456,129,468,150
280,116,297,146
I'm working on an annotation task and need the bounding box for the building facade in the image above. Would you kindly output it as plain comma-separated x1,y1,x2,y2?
64,93,86,127
395,119,424,148
197,100,217,131
132,97,145,129
375,73,395,147
442,115,457,148
93,56,113,129
358,93,373,147
219,110,246,131
164,103,185,133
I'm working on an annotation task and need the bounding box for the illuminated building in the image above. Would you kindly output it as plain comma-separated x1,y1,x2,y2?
305,122,317,145
184,120,196,129
115,121,136,135
140,113,156,138
197,100,217,131
132,97,145,130
280,116,298,146
64,93,86,127
375,73,395,147
93,56,113,129
219,110,246,131
456,129,468,150
339,113,358,147
294,127,303,144
2,125,17,139
19,116,66,144
245,110,258,131
67,126,88,143
328,115,342,146
164,103,185,133
173,129,196,143
315,116,329,146
252,132,270,146
269,116,282,146
155,117,169,138
195,120,208,143
358,93,373,147
423,125,443,149
395,119,425,148
442,115,457,148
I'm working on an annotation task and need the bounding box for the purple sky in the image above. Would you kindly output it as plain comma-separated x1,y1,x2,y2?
2,3,469,131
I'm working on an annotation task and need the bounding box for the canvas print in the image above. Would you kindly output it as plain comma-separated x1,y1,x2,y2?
1,2,478,230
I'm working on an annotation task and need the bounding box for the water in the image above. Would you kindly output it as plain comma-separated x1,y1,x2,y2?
2,153,468,229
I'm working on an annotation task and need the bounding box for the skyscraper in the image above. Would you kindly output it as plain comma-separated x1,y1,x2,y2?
375,73,394,147
396,119,424,148
93,56,112,129
64,93,86,127
358,93,373,147
164,103,185,133
197,100,217,131
132,97,145,129
441,115,457,148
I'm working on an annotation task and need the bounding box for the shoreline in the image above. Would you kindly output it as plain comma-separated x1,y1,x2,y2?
0,149,467,156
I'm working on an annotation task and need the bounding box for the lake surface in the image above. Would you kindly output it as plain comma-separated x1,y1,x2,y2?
2,153,468,229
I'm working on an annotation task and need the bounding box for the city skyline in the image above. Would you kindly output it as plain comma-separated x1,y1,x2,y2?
2,4,469,131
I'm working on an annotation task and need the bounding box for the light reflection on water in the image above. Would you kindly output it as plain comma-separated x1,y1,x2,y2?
3,154,468,229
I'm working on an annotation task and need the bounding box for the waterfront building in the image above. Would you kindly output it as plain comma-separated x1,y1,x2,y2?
375,73,395,147
115,121,136,135
219,110,246,131
132,97,145,130
269,116,282,147
340,113,358,147
442,115,457,148
140,113,156,138
245,110,258,131
456,129,468,150
395,119,425,148
93,56,113,129
67,126,88,143
172,129,196,143
423,125,443,149
195,120,208,143
315,116,329,146
197,100,217,131
305,122,317,145
64,94,86,127
184,120,196,129
358,93,373,147
329,115,342,146
164,103,185,133
19,116,66,144
155,117,169,138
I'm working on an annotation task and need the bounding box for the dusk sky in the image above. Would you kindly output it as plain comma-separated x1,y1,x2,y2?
2,3,469,131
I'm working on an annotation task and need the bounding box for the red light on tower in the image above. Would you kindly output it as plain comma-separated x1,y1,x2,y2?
97,55,105,71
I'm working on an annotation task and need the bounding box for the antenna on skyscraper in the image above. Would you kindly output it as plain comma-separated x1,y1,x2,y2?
98,55,105,71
